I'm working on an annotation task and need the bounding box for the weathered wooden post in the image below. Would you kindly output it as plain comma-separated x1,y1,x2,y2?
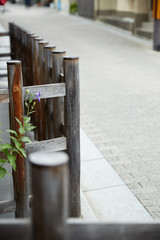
33,37,43,140
7,60,29,218
52,50,66,138
63,57,80,217
44,45,56,139
38,41,49,140
30,151,69,240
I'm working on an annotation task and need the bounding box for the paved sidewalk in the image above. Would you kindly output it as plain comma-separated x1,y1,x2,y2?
0,3,160,221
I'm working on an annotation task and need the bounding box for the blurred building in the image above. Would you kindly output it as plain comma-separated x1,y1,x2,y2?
77,0,153,38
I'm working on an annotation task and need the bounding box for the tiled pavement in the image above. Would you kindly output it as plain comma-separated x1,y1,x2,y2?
0,4,160,221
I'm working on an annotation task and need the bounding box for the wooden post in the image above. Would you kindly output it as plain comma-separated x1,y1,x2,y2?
63,57,80,217
52,50,66,138
38,41,49,140
7,60,29,218
44,45,56,139
9,22,15,60
30,151,69,240
33,37,43,140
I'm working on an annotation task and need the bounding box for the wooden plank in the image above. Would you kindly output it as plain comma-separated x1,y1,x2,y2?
64,57,80,217
0,32,9,37
0,219,31,240
0,200,16,214
0,73,7,78
0,88,9,95
0,53,11,57
30,151,69,240
7,60,29,218
26,137,67,154
23,83,66,99
67,221,160,240
52,50,66,138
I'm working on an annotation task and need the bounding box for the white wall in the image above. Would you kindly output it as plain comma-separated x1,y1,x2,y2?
95,0,116,11
116,0,134,12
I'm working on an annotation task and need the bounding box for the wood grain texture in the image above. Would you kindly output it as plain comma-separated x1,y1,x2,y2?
64,57,80,217
30,151,69,240
52,51,66,138
7,61,29,218
23,83,66,99
26,136,67,154
44,45,56,139
0,200,16,214
38,41,49,140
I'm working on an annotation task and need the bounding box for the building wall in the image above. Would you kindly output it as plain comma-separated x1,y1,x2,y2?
77,0,94,18
116,0,134,12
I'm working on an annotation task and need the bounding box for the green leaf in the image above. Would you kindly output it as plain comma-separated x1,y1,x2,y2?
24,117,31,124
9,136,18,143
12,149,23,158
25,125,36,131
19,126,25,135
0,167,6,179
19,136,32,143
0,158,5,164
19,148,26,158
25,101,28,108
15,141,22,150
15,117,22,127
28,111,36,115
1,143,13,150
1,149,9,155
7,154,16,171
5,129,18,137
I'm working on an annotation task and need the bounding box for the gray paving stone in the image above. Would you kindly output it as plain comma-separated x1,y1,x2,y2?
80,129,103,161
81,158,124,191
84,186,153,221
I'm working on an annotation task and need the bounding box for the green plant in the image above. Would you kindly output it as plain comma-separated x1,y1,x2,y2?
70,2,78,14
0,89,40,179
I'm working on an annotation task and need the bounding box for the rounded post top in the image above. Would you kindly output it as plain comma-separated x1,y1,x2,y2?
29,151,69,167
38,40,49,45
63,56,79,61
34,37,43,42
52,50,66,54
44,45,56,49
7,60,21,65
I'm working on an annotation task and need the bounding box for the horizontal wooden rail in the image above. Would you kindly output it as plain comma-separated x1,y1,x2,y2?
26,137,67,155
0,32,9,37
0,73,7,78
23,83,66,100
0,53,11,57
0,219,31,240
0,220,160,240
67,221,160,240
0,200,16,214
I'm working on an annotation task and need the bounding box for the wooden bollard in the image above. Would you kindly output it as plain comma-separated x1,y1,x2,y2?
63,57,80,217
30,151,69,240
7,60,29,218
52,50,66,138
38,41,49,141
44,45,56,139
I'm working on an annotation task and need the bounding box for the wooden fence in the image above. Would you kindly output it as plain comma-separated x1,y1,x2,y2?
0,22,80,218
0,151,160,240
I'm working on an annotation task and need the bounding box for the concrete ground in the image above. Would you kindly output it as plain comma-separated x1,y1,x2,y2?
0,3,160,221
